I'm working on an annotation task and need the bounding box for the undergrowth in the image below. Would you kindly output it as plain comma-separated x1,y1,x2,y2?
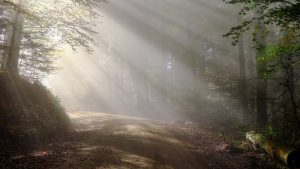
0,73,71,156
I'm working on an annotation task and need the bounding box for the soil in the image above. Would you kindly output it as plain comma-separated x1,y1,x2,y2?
0,112,288,169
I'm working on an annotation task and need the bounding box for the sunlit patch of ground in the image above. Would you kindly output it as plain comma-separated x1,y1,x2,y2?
64,111,201,169
69,111,151,131
69,112,147,124
70,112,187,146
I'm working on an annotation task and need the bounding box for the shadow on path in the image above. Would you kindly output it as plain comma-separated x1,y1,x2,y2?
47,111,207,169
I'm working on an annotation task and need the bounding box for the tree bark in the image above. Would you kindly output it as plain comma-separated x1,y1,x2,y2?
6,0,24,76
238,34,248,123
246,131,300,168
284,63,300,129
255,22,268,129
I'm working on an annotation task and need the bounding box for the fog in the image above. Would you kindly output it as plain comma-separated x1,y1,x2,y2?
45,0,245,122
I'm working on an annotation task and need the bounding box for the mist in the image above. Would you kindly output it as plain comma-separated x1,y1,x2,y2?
45,0,242,122
1,0,299,168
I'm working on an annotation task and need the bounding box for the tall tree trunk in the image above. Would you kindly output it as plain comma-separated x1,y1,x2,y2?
284,57,300,129
279,1,300,127
6,0,24,76
256,73,268,128
238,34,248,123
247,43,257,121
270,100,279,128
256,22,268,129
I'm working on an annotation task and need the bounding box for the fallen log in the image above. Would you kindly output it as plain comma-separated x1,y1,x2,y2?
246,131,300,168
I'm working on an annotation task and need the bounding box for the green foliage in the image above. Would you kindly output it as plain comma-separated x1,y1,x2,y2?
223,0,300,45
264,125,300,145
264,126,284,141
224,0,300,135
256,43,300,78
0,0,106,80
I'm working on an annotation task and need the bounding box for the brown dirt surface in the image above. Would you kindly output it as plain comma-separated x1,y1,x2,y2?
0,112,288,169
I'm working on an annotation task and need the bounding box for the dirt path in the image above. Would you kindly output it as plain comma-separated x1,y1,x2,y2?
65,112,207,169
2,112,286,169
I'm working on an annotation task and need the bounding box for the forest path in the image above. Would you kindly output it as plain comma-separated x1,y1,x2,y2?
64,111,207,169
4,112,283,169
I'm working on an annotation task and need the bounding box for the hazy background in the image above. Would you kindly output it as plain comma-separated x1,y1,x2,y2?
45,0,246,122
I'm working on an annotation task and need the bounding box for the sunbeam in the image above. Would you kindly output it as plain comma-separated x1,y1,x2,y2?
1,0,299,168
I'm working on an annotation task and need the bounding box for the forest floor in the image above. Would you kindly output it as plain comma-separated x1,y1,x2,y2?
1,112,287,169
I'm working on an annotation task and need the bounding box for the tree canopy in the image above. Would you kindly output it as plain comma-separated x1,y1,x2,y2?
0,0,104,80
223,0,300,45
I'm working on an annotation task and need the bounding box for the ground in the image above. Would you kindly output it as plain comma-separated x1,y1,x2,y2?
1,112,287,169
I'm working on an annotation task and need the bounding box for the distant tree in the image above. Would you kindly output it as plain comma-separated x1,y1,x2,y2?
238,33,249,123
255,22,268,129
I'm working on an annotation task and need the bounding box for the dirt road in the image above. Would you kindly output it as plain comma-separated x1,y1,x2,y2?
65,112,206,169
3,112,286,169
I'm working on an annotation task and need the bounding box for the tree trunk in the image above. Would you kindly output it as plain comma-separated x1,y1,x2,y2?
256,78,268,128
284,63,300,129
270,101,279,128
247,46,257,119
255,23,268,129
238,34,248,123
246,131,300,168
6,0,24,76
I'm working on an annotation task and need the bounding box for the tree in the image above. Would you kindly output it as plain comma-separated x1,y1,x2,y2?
255,22,268,129
0,0,104,79
224,0,300,136
223,0,300,45
238,33,249,123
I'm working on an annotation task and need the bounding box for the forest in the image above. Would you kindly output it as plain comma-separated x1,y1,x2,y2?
0,0,300,168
